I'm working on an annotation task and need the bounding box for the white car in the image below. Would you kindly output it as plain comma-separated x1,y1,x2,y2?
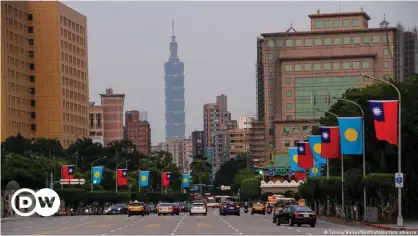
190,202,207,215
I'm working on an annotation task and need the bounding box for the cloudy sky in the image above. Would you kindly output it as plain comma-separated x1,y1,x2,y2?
64,1,418,144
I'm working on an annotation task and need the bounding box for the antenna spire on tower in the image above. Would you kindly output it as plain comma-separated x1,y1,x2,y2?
172,20,175,37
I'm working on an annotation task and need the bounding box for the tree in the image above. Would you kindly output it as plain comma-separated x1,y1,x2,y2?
2,133,31,155
241,178,261,198
190,155,212,186
232,169,255,192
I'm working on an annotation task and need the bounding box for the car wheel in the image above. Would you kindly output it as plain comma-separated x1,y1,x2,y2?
297,224,301,227
276,217,281,226
263,212,265,215
177,213,179,215
273,217,276,224
289,218,294,226
310,223,315,227
251,212,254,215
158,213,161,216
190,213,193,216
237,213,240,216
204,213,207,216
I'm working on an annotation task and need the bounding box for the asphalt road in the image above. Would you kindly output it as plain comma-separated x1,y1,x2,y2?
1,209,402,235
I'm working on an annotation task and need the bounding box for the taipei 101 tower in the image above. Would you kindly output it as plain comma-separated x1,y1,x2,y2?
164,21,185,140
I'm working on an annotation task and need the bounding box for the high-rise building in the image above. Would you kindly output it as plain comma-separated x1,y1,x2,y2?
1,2,89,148
394,24,418,80
88,102,104,146
181,138,192,173
203,94,230,147
191,131,205,157
125,110,151,154
164,21,185,140
100,88,125,146
213,130,228,172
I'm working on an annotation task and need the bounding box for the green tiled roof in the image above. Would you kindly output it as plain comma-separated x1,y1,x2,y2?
258,153,290,169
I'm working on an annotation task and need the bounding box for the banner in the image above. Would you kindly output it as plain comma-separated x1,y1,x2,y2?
92,166,104,184
139,171,150,187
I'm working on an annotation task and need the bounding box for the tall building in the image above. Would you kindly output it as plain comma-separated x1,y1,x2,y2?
394,24,418,80
1,2,89,148
191,131,205,157
125,110,151,154
100,88,125,146
258,11,407,157
181,138,192,173
88,102,104,146
164,21,185,140
213,130,228,172
248,119,266,164
203,94,231,147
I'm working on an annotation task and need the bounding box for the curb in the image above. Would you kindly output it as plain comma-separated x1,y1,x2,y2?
320,216,418,231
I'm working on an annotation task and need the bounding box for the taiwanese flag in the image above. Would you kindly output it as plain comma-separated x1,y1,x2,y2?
294,172,306,180
117,169,128,186
368,100,398,146
61,165,75,179
320,126,341,159
162,172,171,187
296,142,314,168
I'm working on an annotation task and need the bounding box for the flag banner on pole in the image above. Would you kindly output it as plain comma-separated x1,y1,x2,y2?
309,162,322,177
92,166,104,184
117,169,128,186
296,142,314,168
139,171,150,187
367,100,398,146
308,135,326,164
162,172,171,187
288,147,304,172
320,126,341,159
182,174,190,188
61,165,75,179
338,117,363,155
294,172,306,180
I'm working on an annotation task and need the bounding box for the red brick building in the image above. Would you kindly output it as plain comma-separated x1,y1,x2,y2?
124,110,151,154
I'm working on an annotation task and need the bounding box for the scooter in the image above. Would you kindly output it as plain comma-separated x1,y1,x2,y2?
267,207,272,215
244,207,248,214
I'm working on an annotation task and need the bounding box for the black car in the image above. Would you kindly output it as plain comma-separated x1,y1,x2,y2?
147,204,157,213
220,202,240,216
104,204,128,214
178,202,187,212
274,205,316,227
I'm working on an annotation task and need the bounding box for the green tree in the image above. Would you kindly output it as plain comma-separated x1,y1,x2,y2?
232,169,255,192
190,155,212,186
241,178,261,198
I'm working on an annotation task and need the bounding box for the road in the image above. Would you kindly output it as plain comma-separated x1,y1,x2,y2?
1,209,401,235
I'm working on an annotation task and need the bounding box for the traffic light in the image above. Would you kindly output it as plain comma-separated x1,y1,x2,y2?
259,170,263,175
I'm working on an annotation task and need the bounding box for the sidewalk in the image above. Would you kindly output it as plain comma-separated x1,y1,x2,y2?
320,216,418,231
1,217,26,223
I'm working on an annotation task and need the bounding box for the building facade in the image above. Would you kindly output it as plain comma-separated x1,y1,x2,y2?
100,88,125,146
164,21,185,140
88,102,104,146
1,2,89,147
191,131,205,157
181,138,192,173
125,110,151,154
213,130,228,172
203,94,231,147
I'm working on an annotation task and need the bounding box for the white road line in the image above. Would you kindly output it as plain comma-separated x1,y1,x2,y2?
281,226,284,227
296,230,301,232
110,230,115,232
306,234,312,235
118,228,122,230
288,227,292,229
124,225,127,228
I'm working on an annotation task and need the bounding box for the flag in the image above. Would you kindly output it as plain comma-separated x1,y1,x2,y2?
288,147,304,172
308,135,326,165
61,165,75,179
117,169,128,186
368,100,398,145
182,174,190,188
139,171,149,187
92,166,104,184
162,172,171,187
296,142,314,168
294,172,306,180
309,162,322,177
338,117,363,155
320,126,341,159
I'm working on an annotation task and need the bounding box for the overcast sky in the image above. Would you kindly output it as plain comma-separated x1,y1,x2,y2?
64,1,418,144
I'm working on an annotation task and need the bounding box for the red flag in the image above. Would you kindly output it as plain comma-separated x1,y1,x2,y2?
320,126,341,159
368,100,398,145
117,169,128,186
296,142,314,168
61,165,75,179
294,172,306,180
162,172,171,187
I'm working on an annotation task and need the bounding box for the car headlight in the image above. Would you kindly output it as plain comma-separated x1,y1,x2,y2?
118,208,121,211
106,208,111,212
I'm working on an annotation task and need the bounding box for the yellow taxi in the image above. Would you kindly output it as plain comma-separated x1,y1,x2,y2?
251,202,265,215
128,201,145,217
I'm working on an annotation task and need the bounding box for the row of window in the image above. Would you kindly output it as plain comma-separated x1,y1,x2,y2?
5,41,30,60
4,4,28,21
7,121,35,133
63,125,88,139
5,30,27,47
314,18,361,29
7,94,33,109
8,107,34,121
60,16,86,36
4,17,28,34
61,52,87,69
63,112,87,125
61,27,86,46
283,60,372,72
62,98,88,114
7,82,33,95
61,40,87,64
62,76,88,92
7,69,34,83
7,56,32,71
61,64,87,80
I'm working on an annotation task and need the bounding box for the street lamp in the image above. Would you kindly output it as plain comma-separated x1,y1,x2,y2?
90,156,107,192
116,159,131,193
61,151,79,189
361,73,402,226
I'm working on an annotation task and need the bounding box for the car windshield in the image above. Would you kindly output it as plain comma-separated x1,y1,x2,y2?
292,206,312,212
253,203,263,206
113,204,125,208
178,202,185,206
160,203,172,206
193,203,204,207
148,204,155,207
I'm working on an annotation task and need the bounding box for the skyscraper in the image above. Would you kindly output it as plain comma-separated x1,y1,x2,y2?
164,20,185,140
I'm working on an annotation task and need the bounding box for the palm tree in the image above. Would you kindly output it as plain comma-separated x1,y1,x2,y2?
66,137,104,171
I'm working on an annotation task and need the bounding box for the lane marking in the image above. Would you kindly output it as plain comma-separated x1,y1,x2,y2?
118,228,122,230
171,213,186,235
296,230,302,232
33,221,97,235
288,227,292,229
306,234,312,235
110,230,115,232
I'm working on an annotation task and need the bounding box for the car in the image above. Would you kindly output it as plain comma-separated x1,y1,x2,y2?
157,203,178,216
128,201,146,217
178,202,187,212
147,203,157,213
190,202,207,216
104,204,128,214
251,203,265,215
170,203,181,215
274,205,316,227
220,202,240,216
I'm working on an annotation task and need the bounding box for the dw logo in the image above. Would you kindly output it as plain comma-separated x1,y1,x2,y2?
11,188,61,217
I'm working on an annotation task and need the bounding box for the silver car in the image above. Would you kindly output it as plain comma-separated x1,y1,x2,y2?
190,202,207,216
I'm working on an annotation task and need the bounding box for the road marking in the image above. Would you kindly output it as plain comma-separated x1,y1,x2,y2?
288,227,292,229
296,230,301,232
33,221,97,235
146,224,160,228
118,228,122,230
124,225,127,228
306,234,312,235
92,224,112,228
27,227,32,229
171,213,186,235
110,230,115,232
281,226,284,227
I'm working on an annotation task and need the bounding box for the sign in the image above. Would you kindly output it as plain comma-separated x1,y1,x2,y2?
221,185,231,190
193,186,199,191
268,168,276,176
11,188,61,217
395,173,403,188
60,179,85,185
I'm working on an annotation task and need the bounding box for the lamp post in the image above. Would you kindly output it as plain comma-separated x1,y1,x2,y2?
60,151,79,190
361,73,403,226
332,96,367,219
116,159,131,193
90,156,107,192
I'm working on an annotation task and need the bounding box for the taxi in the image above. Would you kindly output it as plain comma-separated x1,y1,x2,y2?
128,201,146,217
251,202,265,215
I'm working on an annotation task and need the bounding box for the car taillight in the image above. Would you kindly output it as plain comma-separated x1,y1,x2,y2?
294,212,302,216
223,206,226,208
236,205,240,208
158,208,162,211
311,212,316,216
168,207,173,210
128,207,132,210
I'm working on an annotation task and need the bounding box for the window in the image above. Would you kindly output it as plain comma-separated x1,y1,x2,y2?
269,128,274,136
29,51,34,58
305,38,312,47
268,91,273,98
323,63,331,70
352,19,360,27
28,39,34,46
343,37,351,45
285,65,293,72
363,61,370,69
28,26,33,33
304,64,312,71
343,62,351,70
314,63,321,71
324,38,331,46
268,104,273,112
333,37,341,45
283,127,291,133
267,40,274,48
28,14,33,21
31,124,36,131
383,35,389,43
363,36,370,44
372,35,380,43
352,61,360,69
29,76,35,82
303,126,310,133
276,39,284,47
284,140,290,147
314,20,323,29
384,48,390,56
31,100,36,107
333,63,340,70
285,77,291,84
384,62,390,68
29,63,35,70
286,90,292,97
286,39,293,47
295,39,303,46
314,38,322,46
383,74,391,79
293,126,301,133
286,103,292,110
342,19,350,27
31,112,35,119
286,115,292,120
324,20,332,28
295,64,302,72
333,20,340,28
267,54,273,60
268,78,273,85
353,37,360,44
268,67,275,73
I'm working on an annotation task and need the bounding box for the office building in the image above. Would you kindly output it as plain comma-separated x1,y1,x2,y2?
164,21,185,140
203,94,231,147
100,88,125,146
191,131,205,157
88,102,104,146
125,110,151,154
213,130,228,172
181,138,192,173
1,2,89,147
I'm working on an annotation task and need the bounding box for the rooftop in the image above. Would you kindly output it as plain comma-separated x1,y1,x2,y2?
308,11,371,21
